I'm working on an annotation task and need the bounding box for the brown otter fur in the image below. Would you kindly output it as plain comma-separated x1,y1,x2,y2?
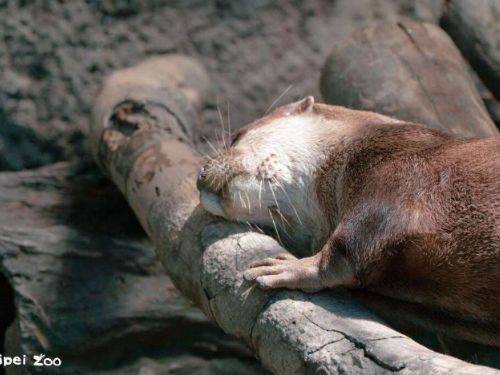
197,97,500,346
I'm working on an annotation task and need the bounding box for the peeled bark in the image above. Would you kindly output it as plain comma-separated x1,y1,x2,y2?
89,54,499,374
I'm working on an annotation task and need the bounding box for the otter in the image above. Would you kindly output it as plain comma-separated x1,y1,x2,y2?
196,96,500,347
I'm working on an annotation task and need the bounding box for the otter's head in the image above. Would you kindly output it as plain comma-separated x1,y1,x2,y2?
197,96,336,249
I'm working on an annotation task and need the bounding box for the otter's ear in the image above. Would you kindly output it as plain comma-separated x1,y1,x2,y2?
288,96,314,114
298,96,315,112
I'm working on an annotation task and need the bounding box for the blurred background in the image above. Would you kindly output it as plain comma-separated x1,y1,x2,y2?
0,0,448,171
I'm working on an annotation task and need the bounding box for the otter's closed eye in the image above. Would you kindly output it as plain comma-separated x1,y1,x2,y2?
230,132,242,146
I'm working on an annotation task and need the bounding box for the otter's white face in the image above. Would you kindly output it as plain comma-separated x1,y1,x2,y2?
197,97,337,248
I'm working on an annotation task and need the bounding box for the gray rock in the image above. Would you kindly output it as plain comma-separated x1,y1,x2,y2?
320,20,497,137
485,96,500,128
441,0,500,100
0,162,266,374
0,0,446,170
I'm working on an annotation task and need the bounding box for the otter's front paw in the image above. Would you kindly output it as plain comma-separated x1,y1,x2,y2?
243,253,324,293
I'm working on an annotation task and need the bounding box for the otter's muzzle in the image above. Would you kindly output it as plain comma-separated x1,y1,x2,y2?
197,164,227,218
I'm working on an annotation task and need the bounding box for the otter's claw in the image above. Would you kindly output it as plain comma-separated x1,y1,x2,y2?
244,254,324,293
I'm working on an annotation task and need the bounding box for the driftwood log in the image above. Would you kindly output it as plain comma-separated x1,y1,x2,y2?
88,52,499,374
441,0,500,101
320,20,498,137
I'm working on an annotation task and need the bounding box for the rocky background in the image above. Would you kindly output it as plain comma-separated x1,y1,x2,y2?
0,0,448,171
0,0,498,374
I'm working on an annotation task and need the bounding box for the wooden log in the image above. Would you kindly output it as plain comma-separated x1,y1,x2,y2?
441,0,500,101
88,54,499,374
320,20,498,137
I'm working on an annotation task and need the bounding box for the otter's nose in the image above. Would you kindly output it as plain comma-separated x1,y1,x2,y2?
197,164,210,191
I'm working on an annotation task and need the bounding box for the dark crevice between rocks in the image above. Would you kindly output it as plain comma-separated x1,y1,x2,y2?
0,272,15,375
0,108,65,171
52,161,147,239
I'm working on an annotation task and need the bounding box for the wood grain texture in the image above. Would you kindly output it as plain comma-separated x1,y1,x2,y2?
320,20,498,137
441,0,500,101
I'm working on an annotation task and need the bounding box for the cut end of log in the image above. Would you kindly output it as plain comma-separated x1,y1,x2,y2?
89,54,211,176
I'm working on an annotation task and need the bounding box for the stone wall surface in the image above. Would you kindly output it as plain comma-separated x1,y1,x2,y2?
0,0,443,170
